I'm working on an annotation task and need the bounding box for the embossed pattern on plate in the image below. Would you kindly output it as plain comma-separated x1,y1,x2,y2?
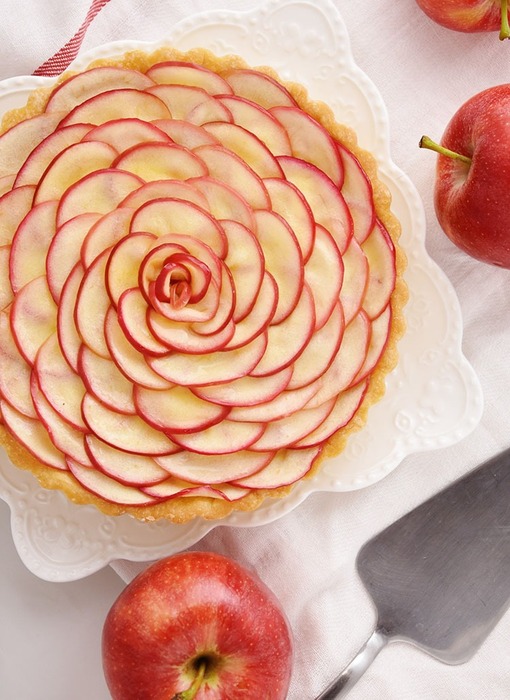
0,0,483,581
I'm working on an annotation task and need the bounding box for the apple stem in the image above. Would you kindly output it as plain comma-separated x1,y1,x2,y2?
501,0,510,40
419,135,471,165
171,660,207,700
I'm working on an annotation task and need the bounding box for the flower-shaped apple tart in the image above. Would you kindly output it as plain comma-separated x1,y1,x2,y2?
0,48,406,522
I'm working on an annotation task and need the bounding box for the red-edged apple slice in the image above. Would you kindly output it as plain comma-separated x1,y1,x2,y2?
171,419,265,455
192,365,293,407
45,66,155,113
46,213,101,302
30,375,91,466
33,140,118,203
0,310,36,417
228,378,320,423
34,333,87,431
0,246,12,310
352,304,392,384
119,178,209,211
10,276,57,363
361,221,396,320
144,480,250,502
250,284,315,377
130,198,227,257
223,271,277,350
148,332,268,386
155,449,273,485
82,118,171,152
146,84,232,125
223,69,297,108
104,306,172,390
85,435,169,486
56,168,144,226
0,175,15,197
134,385,229,434
0,400,67,470
105,232,155,306
147,61,234,94
340,237,369,325
0,113,63,178
148,315,234,354
14,123,93,187
58,89,171,127
193,144,270,210
233,446,320,489
278,156,353,253
80,208,132,268
67,459,159,506
201,122,284,178
112,142,208,182
190,263,235,336
78,345,137,415
117,288,170,357
304,224,344,330
151,119,220,149
190,177,254,229
216,95,293,156
253,209,303,324
0,185,36,246
75,248,112,357
82,393,179,455
9,200,57,293
57,262,84,371
294,380,368,448
337,143,375,244
264,177,315,262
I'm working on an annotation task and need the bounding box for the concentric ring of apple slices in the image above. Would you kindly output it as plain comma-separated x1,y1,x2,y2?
0,57,397,514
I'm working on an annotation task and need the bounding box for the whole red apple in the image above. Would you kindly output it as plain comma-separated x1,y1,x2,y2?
420,84,510,268
102,551,293,699
415,0,510,39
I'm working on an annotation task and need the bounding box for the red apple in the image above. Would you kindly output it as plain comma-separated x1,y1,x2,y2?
420,84,510,267
415,0,510,40
102,551,293,700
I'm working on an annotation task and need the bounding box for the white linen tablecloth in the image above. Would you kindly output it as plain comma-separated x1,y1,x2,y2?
1,1,509,698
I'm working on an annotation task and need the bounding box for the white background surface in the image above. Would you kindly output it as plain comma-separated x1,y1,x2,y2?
1,0,510,698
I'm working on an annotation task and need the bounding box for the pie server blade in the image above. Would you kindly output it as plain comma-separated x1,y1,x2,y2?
317,447,510,699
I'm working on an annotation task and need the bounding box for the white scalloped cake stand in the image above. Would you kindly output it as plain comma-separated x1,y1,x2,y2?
0,0,483,581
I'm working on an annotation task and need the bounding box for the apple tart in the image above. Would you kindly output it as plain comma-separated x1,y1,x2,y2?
0,47,406,522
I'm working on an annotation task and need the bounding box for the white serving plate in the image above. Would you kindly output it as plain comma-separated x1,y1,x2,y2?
0,0,483,581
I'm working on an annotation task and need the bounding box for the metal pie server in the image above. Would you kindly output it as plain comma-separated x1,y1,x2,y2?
317,447,510,699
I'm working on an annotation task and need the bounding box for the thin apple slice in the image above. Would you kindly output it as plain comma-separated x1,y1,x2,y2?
223,69,297,108
104,306,172,390
264,177,315,262
361,220,396,319
46,213,101,302
0,310,36,417
352,304,392,384
148,332,268,386
189,263,235,336
58,88,171,127
228,378,320,423
144,480,250,502
278,155,353,253
105,232,155,306
34,333,87,431
134,385,229,434
148,314,234,354
171,419,265,455
193,144,270,210
67,459,159,506
155,449,273,485
75,248,112,358
117,288,170,357
57,262,84,371
0,400,67,470
304,224,344,330
151,119,220,149
221,220,264,322
81,393,179,455
0,113,63,178
80,208,132,268
14,123,93,187
85,435,169,486
233,446,320,489
112,142,208,182
9,200,57,293
192,365,293,407
119,178,209,211
34,140,118,203
78,345,137,415
10,276,57,363
56,168,144,225
146,61,234,94
45,66,155,113
340,237,369,325
201,122,284,178
0,246,13,310
223,272,277,350
82,118,171,152
0,185,36,246
294,380,368,448
0,175,15,197
190,177,254,229
146,84,232,125
337,143,375,244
